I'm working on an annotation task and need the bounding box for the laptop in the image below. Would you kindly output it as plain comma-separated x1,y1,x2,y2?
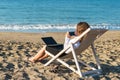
41,37,57,45
41,37,63,47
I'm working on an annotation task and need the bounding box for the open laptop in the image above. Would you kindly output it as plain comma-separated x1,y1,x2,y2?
41,37,58,45
41,37,63,48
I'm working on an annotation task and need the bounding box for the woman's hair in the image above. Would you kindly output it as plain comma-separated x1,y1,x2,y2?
76,22,90,35
76,22,90,42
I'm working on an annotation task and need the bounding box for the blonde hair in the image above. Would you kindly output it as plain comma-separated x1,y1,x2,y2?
76,22,90,42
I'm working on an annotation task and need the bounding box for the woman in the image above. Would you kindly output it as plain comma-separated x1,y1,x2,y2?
29,22,90,63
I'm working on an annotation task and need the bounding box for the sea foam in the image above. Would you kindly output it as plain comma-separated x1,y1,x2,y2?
0,24,120,33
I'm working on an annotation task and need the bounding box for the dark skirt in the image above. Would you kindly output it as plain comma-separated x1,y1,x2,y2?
46,44,67,57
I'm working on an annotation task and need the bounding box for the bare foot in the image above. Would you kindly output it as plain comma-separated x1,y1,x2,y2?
28,57,36,63
28,57,42,63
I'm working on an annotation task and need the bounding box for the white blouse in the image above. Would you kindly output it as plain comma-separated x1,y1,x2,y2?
64,36,80,54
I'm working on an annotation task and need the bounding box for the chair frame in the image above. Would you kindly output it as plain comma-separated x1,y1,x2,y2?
44,28,103,77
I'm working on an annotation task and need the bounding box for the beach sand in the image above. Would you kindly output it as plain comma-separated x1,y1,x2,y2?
0,31,120,80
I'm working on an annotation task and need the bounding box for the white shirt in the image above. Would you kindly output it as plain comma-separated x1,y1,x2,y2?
64,36,80,54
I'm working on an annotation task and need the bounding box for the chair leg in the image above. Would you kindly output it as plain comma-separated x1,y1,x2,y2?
70,44,83,77
44,48,67,66
91,43,101,70
45,51,80,75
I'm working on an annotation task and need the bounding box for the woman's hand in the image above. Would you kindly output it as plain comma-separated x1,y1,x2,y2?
65,32,71,38
65,32,76,38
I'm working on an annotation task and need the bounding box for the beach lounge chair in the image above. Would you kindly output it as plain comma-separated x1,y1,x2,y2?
42,28,107,77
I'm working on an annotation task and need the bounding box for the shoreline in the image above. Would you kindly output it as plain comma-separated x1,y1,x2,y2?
0,30,120,43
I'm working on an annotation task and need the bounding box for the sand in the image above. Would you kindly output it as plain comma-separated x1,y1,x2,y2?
0,31,120,80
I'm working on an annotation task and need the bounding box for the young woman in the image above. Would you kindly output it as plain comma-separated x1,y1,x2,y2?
29,22,90,63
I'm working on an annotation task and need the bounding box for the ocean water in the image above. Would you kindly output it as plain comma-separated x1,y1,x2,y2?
0,0,120,32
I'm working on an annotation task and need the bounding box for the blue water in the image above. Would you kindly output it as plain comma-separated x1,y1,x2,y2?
0,0,120,32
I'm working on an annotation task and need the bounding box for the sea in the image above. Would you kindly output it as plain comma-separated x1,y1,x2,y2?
0,0,120,33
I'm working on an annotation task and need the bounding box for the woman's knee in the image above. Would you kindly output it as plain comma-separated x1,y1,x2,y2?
42,46,46,51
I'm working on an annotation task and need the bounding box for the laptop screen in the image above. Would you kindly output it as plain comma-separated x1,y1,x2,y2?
41,37,57,45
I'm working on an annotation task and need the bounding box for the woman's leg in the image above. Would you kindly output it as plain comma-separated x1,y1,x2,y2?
29,46,48,62
38,53,48,61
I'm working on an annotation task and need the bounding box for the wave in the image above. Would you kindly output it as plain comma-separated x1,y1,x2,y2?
0,24,76,32
0,23,120,32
